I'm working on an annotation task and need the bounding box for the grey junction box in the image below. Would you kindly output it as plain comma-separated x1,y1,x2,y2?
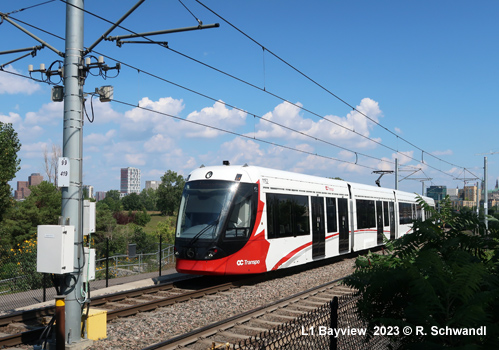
37,225,75,274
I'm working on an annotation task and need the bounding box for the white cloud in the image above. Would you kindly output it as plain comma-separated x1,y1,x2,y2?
84,99,121,124
84,129,117,146
250,98,383,150
393,151,414,165
144,134,175,153
125,153,146,166
184,101,247,138
121,97,184,139
0,112,22,125
25,102,63,126
0,66,41,95
22,141,49,159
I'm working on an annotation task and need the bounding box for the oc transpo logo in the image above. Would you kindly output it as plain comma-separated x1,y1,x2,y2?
237,259,260,266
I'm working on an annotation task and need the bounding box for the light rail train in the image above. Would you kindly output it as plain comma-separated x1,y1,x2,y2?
174,164,434,275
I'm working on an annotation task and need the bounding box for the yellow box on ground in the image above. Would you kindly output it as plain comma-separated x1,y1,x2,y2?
83,308,107,340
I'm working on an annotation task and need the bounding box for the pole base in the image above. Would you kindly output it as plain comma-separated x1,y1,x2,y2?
45,338,94,350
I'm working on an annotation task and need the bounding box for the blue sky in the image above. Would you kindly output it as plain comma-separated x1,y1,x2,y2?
1,0,497,195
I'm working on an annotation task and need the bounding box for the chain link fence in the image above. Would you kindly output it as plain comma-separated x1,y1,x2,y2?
0,241,175,314
234,293,396,350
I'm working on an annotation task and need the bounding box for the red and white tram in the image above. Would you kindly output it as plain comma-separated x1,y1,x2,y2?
174,164,434,275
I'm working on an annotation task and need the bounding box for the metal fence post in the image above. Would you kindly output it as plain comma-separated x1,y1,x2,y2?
159,232,162,276
106,238,109,288
43,273,47,302
330,296,338,350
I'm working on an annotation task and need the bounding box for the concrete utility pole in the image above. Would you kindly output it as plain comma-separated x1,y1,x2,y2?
61,0,85,345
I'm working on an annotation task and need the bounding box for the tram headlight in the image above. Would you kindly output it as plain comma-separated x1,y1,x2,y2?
205,248,218,259
186,248,196,259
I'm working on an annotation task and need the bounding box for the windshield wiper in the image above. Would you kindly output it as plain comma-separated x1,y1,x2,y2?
187,218,220,246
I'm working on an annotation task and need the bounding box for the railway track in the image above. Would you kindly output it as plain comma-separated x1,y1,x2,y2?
143,277,353,350
0,274,260,348
1,254,362,348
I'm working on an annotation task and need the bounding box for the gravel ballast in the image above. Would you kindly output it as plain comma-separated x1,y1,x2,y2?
88,257,356,350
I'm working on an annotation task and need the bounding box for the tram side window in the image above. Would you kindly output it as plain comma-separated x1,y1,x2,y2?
383,201,389,226
356,199,376,230
399,202,413,224
326,198,338,233
267,193,310,239
224,184,257,239
416,204,422,220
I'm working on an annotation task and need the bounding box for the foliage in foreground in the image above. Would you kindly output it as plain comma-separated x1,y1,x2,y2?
343,197,499,349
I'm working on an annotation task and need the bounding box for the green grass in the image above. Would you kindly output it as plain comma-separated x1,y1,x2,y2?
143,212,176,235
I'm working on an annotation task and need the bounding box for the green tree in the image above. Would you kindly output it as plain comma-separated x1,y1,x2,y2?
155,216,176,245
97,189,122,213
343,197,499,349
0,181,61,246
134,208,151,226
0,122,21,222
122,192,143,211
157,170,185,216
139,188,158,211
93,204,119,257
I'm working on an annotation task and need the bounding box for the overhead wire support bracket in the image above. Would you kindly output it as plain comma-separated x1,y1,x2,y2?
0,12,64,57
0,45,44,56
84,0,147,54
116,40,169,48
0,45,44,70
399,168,421,182
105,23,220,44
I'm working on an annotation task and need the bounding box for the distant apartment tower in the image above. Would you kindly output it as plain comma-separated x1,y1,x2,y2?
120,167,141,196
145,180,161,190
14,173,43,200
84,185,94,199
426,185,447,202
463,185,480,202
95,191,107,202
14,181,29,200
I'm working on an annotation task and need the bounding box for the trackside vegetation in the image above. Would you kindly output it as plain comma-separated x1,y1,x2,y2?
343,197,499,349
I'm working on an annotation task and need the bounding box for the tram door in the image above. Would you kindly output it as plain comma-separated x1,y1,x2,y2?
376,201,384,245
389,202,395,240
338,198,349,253
311,197,325,258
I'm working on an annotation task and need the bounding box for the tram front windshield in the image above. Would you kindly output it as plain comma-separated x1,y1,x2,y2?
176,180,240,241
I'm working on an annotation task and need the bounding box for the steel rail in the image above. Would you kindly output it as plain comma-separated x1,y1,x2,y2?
142,277,351,350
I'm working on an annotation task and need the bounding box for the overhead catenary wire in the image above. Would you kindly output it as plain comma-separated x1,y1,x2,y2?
3,0,56,16
110,96,379,172
57,0,470,176
3,2,480,182
94,51,468,180
193,0,467,171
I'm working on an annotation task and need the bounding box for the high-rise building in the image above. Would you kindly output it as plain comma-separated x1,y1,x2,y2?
120,167,141,196
14,173,44,200
426,185,446,202
84,185,94,199
14,181,29,200
29,173,43,187
95,191,107,202
145,180,161,190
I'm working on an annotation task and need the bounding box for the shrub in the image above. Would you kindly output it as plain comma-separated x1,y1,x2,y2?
343,196,499,349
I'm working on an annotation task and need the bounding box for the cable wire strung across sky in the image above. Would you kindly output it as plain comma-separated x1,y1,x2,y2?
1,0,482,186
71,0,475,177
